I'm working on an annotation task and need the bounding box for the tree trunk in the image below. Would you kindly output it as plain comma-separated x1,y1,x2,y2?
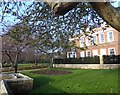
14,53,18,73
4,51,15,68
50,57,54,68
45,2,120,32
50,50,54,68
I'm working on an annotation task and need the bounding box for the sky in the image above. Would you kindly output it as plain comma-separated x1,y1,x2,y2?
0,1,120,35
112,0,120,7
0,2,33,35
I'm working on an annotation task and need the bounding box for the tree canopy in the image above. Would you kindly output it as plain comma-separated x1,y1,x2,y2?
0,1,120,59
1,1,120,70
46,1,120,32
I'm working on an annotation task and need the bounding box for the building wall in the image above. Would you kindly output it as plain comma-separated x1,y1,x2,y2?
74,26,120,58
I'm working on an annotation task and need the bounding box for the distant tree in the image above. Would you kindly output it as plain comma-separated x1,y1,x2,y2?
31,29,76,67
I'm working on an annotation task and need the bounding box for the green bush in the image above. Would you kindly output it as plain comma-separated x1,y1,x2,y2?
53,56,100,64
103,55,120,64
2,64,12,67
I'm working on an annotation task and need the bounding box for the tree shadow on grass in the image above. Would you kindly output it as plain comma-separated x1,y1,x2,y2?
33,76,53,89
22,76,66,95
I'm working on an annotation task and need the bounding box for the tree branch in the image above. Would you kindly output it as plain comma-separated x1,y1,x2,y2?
46,2,79,15
3,50,15,67
90,2,120,32
45,2,120,32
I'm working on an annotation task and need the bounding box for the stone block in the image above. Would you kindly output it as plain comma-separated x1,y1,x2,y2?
0,73,33,95
53,64,119,69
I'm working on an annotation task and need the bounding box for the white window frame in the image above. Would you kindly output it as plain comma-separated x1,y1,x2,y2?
92,50,98,57
107,31,114,42
80,37,84,47
100,49,106,56
67,52,76,58
93,35,97,45
86,50,91,57
80,51,85,57
108,48,116,55
85,37,90,46
99,33,105,43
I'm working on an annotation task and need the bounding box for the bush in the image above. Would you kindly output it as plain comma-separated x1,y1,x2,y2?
103,55,120,64
2,64,12,68
53,56,100,64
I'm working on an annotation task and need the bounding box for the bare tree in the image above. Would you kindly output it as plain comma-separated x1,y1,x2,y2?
2,23,33,73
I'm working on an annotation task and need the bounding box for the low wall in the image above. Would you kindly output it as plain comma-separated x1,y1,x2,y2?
1,73,33,95
5,73,33,93
2,73,16,80
53,64,119,69
0,80,9,95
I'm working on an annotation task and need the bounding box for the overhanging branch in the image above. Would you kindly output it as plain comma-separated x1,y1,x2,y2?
45,2,120,32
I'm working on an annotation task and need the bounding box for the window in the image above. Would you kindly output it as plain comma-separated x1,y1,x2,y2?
99,33,104,43
72,52,76,58
100,49,106,56
86,51,91,57
86,37,90,46
108,48,115,55
80,37,84,47
107,31,114,42
93,36,97,45
80,51,85,57
93,50,98,56
67,52,76,58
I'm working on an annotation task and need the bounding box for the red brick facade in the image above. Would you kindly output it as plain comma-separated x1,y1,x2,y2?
67,25,120,58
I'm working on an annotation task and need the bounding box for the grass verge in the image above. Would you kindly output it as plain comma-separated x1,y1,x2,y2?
22,68,119,94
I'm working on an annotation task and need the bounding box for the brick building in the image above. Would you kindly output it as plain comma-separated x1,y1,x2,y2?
67,24,120,58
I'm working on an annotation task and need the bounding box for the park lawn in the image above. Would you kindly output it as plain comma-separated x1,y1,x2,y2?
22,68,119,94
17,63,48,70
2,63,49,72
18,63,48,68
18,64,34,68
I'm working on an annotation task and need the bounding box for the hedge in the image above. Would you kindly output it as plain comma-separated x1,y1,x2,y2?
103,55,120,64
54,55,120,64
53,56,100,64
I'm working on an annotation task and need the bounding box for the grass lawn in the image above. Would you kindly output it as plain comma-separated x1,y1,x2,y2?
18,63,48,68
22,68,119,94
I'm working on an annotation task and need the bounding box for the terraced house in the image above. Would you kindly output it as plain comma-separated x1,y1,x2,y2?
67,24,120,58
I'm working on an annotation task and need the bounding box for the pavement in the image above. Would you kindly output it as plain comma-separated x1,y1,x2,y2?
2,67,49,74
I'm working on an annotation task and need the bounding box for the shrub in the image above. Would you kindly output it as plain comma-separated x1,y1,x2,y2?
103,55,120,64
2,64,12,68
53,56,100,64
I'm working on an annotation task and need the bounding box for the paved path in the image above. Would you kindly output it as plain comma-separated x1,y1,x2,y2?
2,67,49,74
18,67,48,72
